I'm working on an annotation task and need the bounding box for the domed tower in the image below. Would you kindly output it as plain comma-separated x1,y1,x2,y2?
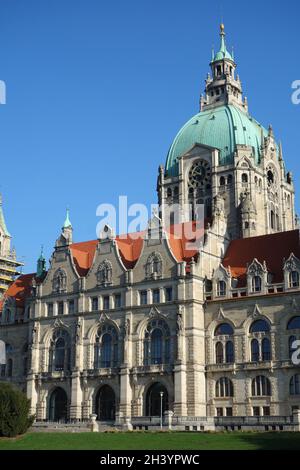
157,25,296,239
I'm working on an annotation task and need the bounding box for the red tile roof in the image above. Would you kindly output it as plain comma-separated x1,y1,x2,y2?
0,273,35,313
223,229,300,287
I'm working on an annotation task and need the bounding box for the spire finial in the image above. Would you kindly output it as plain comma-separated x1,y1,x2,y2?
220,23,225,35
63,208,72,229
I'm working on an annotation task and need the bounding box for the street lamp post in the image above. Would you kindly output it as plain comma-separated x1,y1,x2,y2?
160,391,164,430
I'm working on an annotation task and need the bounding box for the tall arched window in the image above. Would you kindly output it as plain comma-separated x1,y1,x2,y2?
215,377,234,397
289,271,300,288
251,339,260,362
262,338,271,361
249,319,271,362
144,319,170,366
252,376,271,396
94,324,118,368
214,323,234,364
216,342,224,364
242,173,248,183
225,341,234,363
290,374,300,395
49,329,71,372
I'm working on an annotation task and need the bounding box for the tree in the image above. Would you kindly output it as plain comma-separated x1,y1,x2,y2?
0,382,34,437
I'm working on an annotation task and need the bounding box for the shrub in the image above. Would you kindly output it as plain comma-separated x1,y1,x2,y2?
0,382,34,437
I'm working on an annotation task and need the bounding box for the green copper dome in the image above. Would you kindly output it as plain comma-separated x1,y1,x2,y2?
165,105,270,177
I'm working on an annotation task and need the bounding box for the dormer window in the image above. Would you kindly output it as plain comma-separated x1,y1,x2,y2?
252,276,262,293
289,271,300,288
217,280,226,297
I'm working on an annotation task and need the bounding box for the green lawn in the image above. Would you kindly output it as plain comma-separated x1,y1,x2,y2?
0,432,300,450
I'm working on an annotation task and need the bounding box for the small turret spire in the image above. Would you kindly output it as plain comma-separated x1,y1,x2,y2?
36,245,47,278
63,208,72,229
0,193,11,237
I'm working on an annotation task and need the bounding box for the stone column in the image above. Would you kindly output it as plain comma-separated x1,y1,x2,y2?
70,371,83,421
173,362,187,416
119,366,132,416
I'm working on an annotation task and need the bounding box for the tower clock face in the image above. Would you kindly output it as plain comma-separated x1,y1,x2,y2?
188,159,211,188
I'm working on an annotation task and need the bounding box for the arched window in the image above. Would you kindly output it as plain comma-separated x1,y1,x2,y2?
250,319,270,333
215,323,234,336
287,317,300,330
217,280,226,297
289,335,297,359
225,341,234,364
289,271,300,288
267,170,274,185
216,342,224,364
220,176,225,187
49,329,71,372
252,276,262,293
290,374,300,395
251,339,260,362
167,188,172,200
249,320,271,362
262,338,271,361
144,319,170,366
94,324,118,368
252,376,271,396
215,377,234,398
242,173,248,183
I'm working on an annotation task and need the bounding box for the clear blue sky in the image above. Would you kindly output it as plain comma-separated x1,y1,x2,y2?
0,0,299,273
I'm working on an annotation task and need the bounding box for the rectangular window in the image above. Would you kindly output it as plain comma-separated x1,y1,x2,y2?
91,297,98,311
253,406,260,416
140,290,147,305
165,287,173,302
47,303,53,317
263,407,270,416
226,407,233,417
216,407,223,417
58,301,64,316
103,296,110,310
152,289,160,304
114,294,121,309
68,300,75,315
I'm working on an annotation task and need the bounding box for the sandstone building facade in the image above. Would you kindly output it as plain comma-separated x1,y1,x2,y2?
1,26,300,430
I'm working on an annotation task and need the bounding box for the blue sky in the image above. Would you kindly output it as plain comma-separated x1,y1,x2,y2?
0,0,299,273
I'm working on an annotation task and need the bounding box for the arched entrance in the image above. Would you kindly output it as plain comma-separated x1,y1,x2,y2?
95,385,116,421
49,387,68,422
145,382,169,416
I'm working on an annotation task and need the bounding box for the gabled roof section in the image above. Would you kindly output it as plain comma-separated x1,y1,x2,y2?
223,230,300,287
70,240,98,276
